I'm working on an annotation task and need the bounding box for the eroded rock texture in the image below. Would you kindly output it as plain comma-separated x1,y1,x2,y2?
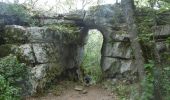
0,3,170,95
63,4,134,78
0,24,87,94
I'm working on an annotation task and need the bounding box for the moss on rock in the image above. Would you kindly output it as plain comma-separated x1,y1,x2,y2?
3,25,28,44
47,24,80,44
0,44,18,58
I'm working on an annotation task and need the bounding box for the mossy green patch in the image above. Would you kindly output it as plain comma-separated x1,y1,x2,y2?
3,26,28,43
45,63,64,86
116,30,127,34
0,44,18,58
47,24,80,44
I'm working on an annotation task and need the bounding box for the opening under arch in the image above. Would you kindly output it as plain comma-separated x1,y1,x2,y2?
81,29,104,84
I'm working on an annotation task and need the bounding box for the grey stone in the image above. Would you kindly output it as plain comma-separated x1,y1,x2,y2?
3,25,28,43
27,27,60,43
30,64,48,94
154,25,170,37
1,3,170,96
101,57,134,77
30,63,64,94
32,43,58,63
102,42,132,59
18,44,35,63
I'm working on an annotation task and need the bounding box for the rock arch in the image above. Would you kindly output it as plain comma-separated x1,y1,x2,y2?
1,3,170,95
0,4,134,95
64,4,134,78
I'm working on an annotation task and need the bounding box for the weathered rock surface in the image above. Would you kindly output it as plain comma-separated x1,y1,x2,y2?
0,24,85,95
0,3,170,96
64,4,133,78
154,25,170,38
0,4,135,90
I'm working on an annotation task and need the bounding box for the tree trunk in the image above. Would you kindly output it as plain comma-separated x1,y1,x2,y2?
121,0,145,81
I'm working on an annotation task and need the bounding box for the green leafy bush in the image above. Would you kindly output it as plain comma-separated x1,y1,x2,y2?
0,55,28,86
130,60,154,100
0,54,30,96
0,75,20,100
160,66,170,100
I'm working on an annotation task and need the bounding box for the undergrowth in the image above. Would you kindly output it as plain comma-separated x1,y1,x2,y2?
81,30,103,84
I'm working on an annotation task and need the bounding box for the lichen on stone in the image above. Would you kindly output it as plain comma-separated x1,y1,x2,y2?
3,25,28,43
46,23,80,44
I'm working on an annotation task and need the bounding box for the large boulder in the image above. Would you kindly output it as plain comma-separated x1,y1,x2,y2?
0,24,85,94
101,57,134,78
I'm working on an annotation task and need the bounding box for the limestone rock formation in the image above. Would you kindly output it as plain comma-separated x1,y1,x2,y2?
0,3,170,95
0,24,85,94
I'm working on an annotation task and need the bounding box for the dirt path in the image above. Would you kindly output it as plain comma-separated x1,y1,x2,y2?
26,85,117,100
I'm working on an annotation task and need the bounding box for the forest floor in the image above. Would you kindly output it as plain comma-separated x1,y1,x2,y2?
26,81,118,100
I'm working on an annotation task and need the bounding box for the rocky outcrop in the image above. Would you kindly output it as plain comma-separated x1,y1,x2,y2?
0,4,134,87
63,4,134,78
63,4,170,79
0,24,87,94
0,3,170,95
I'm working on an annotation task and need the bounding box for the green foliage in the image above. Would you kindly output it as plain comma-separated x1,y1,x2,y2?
0,54,30,97
158,0,170,9
135,0,170,8
138,61,154,100
134,2,170,99
81,30,103,84
112,84,131,100
135,8,155,43
160,65,170,100
166,37,170,44
131,61,154,100
0,3,31,25
0,55,28,86
8,4,30,22
47,24,80,44
0,75,20,100
103,80,132,100
132,61,170,100
47,24,79,34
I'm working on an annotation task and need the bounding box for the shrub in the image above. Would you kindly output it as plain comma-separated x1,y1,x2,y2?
0,54,31,96
0,75,20,100
161,65,170,100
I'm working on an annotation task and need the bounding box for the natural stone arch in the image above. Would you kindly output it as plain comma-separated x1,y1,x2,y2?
0,3,135,95
81,29,103,81
63,4,134,78
0,2,170,96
